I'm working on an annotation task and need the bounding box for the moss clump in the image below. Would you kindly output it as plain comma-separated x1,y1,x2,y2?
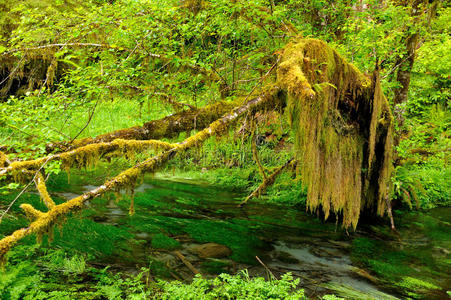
0,151,8,167
151,234,181,251
277,38,394,228
396,277,440,299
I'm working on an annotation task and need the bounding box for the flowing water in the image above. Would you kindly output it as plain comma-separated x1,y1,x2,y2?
48,174,450,299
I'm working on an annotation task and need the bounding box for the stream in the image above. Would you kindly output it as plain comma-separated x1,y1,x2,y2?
50,174,450,300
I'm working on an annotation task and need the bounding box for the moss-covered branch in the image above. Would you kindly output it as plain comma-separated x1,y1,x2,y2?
0,85,282,264
0,139,176,179
0,151,9,167
34,172,55,210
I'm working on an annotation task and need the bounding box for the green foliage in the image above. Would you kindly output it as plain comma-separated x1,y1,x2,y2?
393,164,450,209
262,172,306,206
38,250,86,276
1,247,308,300
334,1,411,75
0,260,40,300
156,271,305,300
393,103,450,209
408,6,451,113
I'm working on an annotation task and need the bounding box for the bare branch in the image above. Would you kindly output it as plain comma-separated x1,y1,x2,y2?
239,158,294,207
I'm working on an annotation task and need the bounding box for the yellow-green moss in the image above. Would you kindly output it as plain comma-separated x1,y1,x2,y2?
0,151,8,167
34,172,55,209
1,139,175,180
20,203,45,220
277,38,394,228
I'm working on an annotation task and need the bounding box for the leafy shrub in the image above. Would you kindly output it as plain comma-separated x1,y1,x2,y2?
155,271,305,300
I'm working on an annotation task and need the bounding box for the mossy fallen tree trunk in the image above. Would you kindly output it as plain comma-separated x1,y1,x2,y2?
0,85,283,265
277,38,393,229
50,100,239,152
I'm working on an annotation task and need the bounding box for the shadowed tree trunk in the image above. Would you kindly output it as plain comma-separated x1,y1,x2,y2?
392,0,438,123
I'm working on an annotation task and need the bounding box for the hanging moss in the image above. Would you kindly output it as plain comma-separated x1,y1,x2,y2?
0,151,8,167
34,172,55,210
1,139,175,180
277,38,393,228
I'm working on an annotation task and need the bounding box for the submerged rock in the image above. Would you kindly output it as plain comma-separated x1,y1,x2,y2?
273,251,301,264
191,243,232,258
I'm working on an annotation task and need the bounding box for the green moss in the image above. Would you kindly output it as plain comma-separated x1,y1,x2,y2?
397,276,440,291
132,193,173,209
351,237,377,264
395,277,441,299
151,234,181,250
147,216,192,235
125,216,165,234
421,215,451,242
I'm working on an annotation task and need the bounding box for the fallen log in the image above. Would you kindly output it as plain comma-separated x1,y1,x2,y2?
49,99,239,152
173,251,200,275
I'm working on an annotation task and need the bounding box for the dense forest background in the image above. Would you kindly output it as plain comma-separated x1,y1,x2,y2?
0,0,449,299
